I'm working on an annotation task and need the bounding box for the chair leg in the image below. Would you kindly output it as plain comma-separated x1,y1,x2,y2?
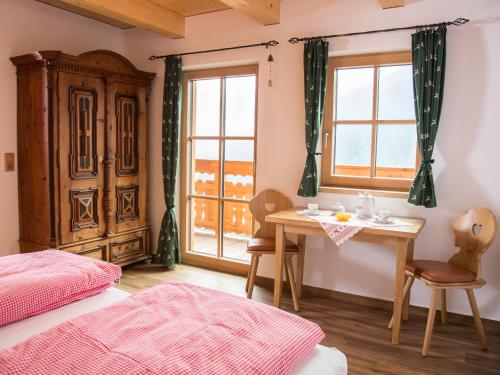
245,255,253,293
285,257,300,312
440,289,448,324
389,276,414,329
422,288,439,356
247,255,260,299
466,288,488,350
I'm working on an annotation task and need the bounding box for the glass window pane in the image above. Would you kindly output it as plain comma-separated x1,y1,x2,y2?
223,140,254,199
191,198,218,256
335,67,374,120
224,76,256,136
334,124,371,176
376,124,417,178
192,140,219,196
192,78,220,136
378,65,415,120
222,201,251,263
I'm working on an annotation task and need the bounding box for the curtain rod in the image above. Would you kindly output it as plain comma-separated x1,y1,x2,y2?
149,39,279,61
288,17,469,44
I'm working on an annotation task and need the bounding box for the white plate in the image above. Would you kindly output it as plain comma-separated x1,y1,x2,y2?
297,210,333,216
374,217,394,224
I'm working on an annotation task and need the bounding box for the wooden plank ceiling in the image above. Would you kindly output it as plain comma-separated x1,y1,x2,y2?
36,0,280,38
378,0,405,9
36,0,404,38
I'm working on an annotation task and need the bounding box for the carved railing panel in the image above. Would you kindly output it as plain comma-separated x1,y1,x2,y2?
193,159,253,237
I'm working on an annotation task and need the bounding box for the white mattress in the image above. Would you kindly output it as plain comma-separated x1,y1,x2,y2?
0,287,347,374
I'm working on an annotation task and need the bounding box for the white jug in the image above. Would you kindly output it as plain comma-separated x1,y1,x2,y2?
356,192,376,218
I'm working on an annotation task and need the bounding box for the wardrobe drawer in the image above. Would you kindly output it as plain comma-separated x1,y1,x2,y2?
61,241,108,261
110,232,145,264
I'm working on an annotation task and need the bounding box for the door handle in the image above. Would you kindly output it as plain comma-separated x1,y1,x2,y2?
324,131,330,147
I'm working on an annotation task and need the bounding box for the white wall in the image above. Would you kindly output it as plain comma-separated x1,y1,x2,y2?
124,0,500,320
0,0,126,255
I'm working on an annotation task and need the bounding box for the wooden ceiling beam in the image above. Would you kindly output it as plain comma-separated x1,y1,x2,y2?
219,0,280,25
41,0,185,38
378,0,405,9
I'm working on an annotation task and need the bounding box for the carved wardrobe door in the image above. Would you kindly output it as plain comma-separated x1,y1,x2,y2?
108,81,148,234
58,72,106,244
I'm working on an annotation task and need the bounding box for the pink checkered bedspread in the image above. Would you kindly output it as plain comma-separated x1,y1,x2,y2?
0,281,325,374
0,249,121,327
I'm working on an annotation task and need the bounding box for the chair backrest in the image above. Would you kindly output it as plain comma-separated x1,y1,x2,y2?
448,208,498,279
249,189,293,239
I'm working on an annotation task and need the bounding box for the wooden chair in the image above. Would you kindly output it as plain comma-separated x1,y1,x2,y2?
245,189,301,312
389,208,498,356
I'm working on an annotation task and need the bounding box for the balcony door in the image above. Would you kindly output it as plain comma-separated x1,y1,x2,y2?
180,65,258,273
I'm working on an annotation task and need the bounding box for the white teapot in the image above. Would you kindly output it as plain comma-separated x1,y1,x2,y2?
356,192,376,218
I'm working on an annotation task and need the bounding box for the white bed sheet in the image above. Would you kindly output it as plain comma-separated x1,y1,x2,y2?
0,287,347,374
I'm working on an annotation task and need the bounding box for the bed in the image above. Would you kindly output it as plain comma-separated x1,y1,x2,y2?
0,286,347,374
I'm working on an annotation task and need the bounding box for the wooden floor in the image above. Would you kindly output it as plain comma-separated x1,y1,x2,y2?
193,232,250,262
118,264,500,375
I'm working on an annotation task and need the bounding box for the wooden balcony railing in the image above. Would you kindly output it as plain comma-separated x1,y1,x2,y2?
193,159,253,237
335,165,416,178
192,160,415,237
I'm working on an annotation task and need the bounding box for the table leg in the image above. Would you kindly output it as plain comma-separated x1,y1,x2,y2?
273,224,285,308
402,239,414,321
392,238,409,345
296,235,306,299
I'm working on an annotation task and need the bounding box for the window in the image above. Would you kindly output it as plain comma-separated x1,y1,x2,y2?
321,52,418,193
180,65,257,272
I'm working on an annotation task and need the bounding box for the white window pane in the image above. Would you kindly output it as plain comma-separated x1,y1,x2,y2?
334,124,371,176
224,140,254,199
192,79,220,136
335,68,374,120
192,140,219,196
191,198,218,256
376,124,417,178
222,201,251,263
378,65,415,120
224,76,256,136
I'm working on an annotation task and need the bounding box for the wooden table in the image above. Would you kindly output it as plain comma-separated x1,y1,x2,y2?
265,209,425,345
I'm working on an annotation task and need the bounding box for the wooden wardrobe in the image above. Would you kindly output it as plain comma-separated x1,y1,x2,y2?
11,50,155,265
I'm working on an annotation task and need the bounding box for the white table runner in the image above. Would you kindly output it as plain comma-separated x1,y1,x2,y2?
301,212,410,246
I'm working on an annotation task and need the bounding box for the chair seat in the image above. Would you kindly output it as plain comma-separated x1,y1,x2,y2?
406,260,476,283
247,238,299,253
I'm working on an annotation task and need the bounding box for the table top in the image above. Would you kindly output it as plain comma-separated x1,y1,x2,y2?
265,208,426,239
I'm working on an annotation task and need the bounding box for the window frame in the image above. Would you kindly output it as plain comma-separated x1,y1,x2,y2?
321,51,418,194
179,65,258,274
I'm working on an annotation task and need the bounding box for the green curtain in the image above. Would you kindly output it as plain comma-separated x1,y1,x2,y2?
408,26,447,208
155,56,182,268
297,39,329,197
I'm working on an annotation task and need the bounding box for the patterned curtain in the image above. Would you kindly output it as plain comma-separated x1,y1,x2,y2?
297,39,329,197
408,26,447,208
155,56,182,268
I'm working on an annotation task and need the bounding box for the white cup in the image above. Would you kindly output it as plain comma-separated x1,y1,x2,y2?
308,203,319,211
379,210,391,219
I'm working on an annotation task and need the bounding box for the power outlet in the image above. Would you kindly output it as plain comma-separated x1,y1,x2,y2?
4,153,15,172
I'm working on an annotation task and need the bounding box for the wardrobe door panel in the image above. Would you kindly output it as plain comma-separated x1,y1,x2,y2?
58,73,106,244
109,81,148,234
